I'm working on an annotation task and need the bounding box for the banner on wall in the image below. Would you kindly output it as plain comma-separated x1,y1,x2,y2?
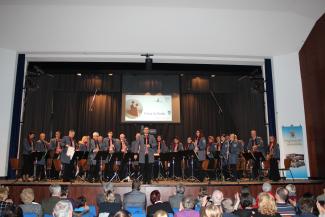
282,125,308,179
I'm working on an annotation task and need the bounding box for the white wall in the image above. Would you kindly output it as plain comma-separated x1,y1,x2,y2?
0,48,17,177
272,52,309,176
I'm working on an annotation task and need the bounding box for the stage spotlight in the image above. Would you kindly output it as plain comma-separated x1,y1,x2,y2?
77,73,82,76
108,73,113,76
211,74,216,78
180,73,184,77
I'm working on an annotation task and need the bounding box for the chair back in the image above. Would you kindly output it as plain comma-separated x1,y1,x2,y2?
44,214,53,217
10,158,20,170
23,213,37,217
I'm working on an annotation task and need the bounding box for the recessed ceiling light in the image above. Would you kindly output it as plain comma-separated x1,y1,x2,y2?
211,74,216,78
77,73,82,76
108,73,113,76
180,73,184,76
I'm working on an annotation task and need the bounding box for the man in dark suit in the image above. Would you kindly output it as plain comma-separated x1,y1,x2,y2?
60,129,76,182
247,129,264,179
147,190,173,217
123,180,146,210
139,127,157,184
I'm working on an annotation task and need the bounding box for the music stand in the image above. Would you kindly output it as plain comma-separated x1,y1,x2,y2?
94,151,109,182
123,152,139,181
212,151,223,181
31,152,45,179
109,152,123,182
154,153,167,181
185,150,199,182
252,151,265,180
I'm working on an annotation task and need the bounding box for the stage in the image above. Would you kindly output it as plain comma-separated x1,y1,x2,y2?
1,179,324,207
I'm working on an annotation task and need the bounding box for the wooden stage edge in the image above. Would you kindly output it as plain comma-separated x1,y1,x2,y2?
1,179,324,207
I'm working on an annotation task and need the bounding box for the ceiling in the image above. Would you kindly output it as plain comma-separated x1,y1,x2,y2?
0,0,324,58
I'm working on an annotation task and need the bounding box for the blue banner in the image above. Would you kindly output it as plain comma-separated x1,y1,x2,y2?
282,125,308,179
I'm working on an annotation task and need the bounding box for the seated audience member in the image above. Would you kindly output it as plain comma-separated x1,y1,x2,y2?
316,201,325,217
98,188,122,217
253,192,281,217
114,210,132,217
41,184,62,215
295,197,317,217
73,196,90,216
147,190,173,217
0,186,14,215
175,196,199,217
200,204,223,217
61,185,76,208
2,205,23,217
53,200,73,217
262,183,273,194
221,198,239,217
286,184,297,207
235,193,255,217
316,188,325,204
123,180,146,210
169,184,185,210
211,190,224,206
96,182,122,206
19,188,42,217
154,210,168,217
240,186,256,206
275,187,296,216
196,187,210,208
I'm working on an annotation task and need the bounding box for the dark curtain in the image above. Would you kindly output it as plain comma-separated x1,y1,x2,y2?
21,73,266,151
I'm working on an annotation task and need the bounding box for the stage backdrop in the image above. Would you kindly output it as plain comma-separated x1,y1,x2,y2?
20,73,267,152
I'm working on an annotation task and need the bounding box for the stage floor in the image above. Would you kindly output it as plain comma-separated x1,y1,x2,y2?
1,179,324,207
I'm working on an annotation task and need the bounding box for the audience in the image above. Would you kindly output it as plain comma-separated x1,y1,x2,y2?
19,188,42,217
147,190,173,217
41,184,62,215
61,185,77,208
169,184,185,210
200,204,223,217
98,185,122,217
2,182,325,217
123,180,147,210
221,198,239,217
296,197,317,217
0,185,13,215
175,196,199,217
1,205,23,217
235,192,255,217
211,190,224,206
253,192,281,217
262,182,273,194
53,200,73,217
153,210,169,217
97,182,122,206
275,187,296,216
114,210,132,217
73,196,90,216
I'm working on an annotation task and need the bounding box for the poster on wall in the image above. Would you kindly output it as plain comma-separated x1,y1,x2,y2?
282,125,308,179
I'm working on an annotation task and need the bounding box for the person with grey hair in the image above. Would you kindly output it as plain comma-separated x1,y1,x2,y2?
53,200,73,217
211,190,224,206
96,182,121,206
169,184,185,209
175,196,199,217
41,185,62,215
262,182,272,193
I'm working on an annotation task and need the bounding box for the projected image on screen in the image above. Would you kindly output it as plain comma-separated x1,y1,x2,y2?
124,95,172,122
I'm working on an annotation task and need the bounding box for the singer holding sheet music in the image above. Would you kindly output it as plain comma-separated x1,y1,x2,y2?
60,129,76,182
139,127,157,184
